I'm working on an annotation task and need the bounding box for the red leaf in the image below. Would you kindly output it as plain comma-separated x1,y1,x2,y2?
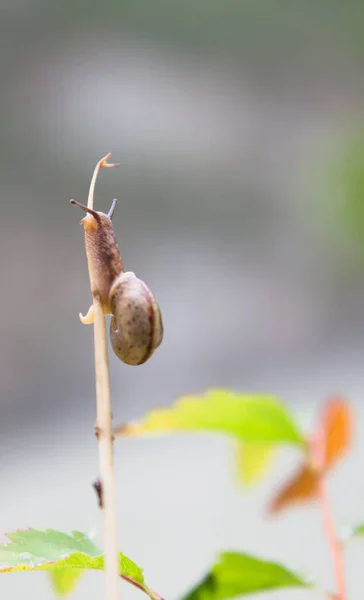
268,397,352,515
268,464,319,515
320,397,352,468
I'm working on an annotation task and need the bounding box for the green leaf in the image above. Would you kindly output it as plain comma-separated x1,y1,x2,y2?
181,552,310,600
49,567,83,596
235,442,276,486
120,389,305,446
348,523,364,539
0,529,157,599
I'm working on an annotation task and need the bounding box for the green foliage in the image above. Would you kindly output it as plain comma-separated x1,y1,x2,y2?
3,395,357,598
349,523,364,539
49,567,83,597
235,442,276,486
181,552,310,600
0,529,153,598
122,389,305,447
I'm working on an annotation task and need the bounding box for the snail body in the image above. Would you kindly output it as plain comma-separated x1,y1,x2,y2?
71,198,163,365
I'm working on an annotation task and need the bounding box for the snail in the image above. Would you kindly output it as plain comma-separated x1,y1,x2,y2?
70,197,163,366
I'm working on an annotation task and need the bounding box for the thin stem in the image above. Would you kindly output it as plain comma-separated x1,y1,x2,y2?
93,296,120,600
318,479,345,600
310,432,346,600
86,154,120,600
121,575,166,600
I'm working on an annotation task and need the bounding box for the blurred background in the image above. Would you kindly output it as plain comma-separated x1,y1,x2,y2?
1,0,364,598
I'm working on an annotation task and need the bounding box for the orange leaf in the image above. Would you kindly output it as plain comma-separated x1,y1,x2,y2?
268,464,319,515
320,397,352,469
268,397,352,516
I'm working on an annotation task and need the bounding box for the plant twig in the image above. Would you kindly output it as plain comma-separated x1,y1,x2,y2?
93,478,104,508
84,153,120,599
310,431,346,600
93,293,120,600
121,575,166,600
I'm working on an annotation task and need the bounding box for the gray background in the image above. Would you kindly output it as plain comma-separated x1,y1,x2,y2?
1,1,364,598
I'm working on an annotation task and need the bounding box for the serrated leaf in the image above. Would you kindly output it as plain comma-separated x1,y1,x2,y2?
236,442,276,486
0,529,158,599
49,567,83,596
181,552,309,600
118,389,304,446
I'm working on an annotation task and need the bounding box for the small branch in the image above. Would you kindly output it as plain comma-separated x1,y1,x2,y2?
85,153,120,600
91,479,166,600
317,477,345,600
310,432,346,600
121,575,166,600
93,294,120,600
93,478,103,509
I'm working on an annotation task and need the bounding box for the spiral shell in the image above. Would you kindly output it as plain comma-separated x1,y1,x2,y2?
109,271,163,365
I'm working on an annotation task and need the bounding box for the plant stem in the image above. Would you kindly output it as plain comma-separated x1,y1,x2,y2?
93,294,120,600
318,479,345,600
87,153,120,599
311,431,346,600
121,575,166,600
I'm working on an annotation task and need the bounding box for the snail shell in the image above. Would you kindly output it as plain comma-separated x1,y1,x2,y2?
109,271,163,366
